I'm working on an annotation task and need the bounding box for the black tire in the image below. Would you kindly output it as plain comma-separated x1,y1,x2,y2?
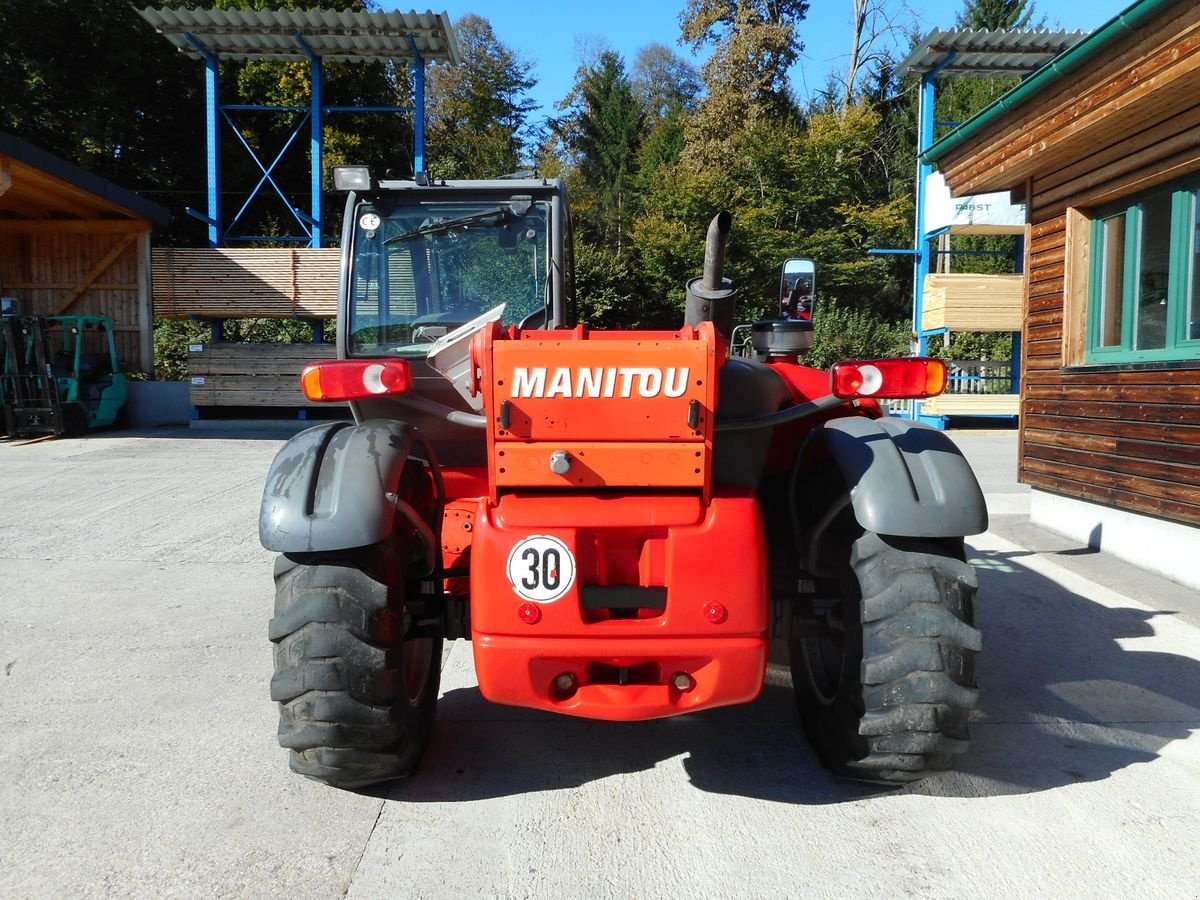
60,402,88,436
269,557,442,789
790,531,981,784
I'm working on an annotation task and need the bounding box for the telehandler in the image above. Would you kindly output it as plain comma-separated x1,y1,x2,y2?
260,169,986,788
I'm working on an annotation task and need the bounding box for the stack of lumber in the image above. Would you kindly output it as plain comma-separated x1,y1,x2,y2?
920,393,1020,417
188,342,335,407
921,273,1023,332
153,248,340,318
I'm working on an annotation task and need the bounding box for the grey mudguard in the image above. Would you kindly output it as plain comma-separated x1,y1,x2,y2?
259,420,420,553
820,416,988,537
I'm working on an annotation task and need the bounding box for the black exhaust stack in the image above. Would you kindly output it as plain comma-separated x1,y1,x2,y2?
684,212,738,339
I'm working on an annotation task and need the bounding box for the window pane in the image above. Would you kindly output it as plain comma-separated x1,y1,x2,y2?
1190,192,1200,341
1098,215,1125,347
1132,192,1171,350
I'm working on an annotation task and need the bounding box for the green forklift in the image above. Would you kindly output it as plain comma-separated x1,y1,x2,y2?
1,298,129,438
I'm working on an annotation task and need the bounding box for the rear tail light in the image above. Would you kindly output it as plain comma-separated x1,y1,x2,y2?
300,359,413,402
830,357,947,400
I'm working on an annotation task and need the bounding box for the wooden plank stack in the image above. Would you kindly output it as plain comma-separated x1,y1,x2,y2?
921,273,1023,332
153,248,341,318
920,393,1020,417
188,342,336,408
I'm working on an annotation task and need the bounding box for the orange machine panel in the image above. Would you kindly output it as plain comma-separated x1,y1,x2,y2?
476,323,723,498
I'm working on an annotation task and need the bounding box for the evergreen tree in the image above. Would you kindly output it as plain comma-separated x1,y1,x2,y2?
555,52,644,251
425,14,538,179
955,0,1043,30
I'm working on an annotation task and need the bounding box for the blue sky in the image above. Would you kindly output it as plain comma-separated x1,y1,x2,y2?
384,0,1135,122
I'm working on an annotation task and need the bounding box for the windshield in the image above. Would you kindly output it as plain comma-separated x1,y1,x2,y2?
348,198,551,356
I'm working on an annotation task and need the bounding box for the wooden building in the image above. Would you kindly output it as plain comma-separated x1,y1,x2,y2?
0,131,169,373
924,0,1200,587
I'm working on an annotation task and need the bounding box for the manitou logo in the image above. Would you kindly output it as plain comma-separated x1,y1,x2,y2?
511,367,691,399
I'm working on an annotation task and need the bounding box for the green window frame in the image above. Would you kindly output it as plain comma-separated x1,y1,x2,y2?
1086,181,1200,364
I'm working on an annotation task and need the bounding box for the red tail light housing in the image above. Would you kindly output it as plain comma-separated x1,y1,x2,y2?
830,357,947,400
300,359,413,402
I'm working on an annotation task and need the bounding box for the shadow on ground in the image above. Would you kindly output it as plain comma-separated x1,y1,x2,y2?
388,544,1200,806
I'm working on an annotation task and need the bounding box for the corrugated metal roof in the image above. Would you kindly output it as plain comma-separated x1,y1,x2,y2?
896,28,1090,78
137,7,460,65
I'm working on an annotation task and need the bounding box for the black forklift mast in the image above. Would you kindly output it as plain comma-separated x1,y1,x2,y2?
1,314,64,437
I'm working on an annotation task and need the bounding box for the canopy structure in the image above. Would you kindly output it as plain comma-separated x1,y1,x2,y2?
138,7,459,247
896,28,1088,78
889,29,1091,355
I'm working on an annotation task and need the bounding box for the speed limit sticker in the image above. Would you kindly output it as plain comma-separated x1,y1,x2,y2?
506,535,576,603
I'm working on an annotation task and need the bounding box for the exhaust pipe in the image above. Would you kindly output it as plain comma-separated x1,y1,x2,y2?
685,212,738,338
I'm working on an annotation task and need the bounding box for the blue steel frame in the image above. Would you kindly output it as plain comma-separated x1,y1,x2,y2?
871,52,1024,427
182,30,426,248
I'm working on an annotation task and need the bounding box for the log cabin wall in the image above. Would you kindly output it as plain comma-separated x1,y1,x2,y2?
1021,209,1200,528
1001,2,1200,529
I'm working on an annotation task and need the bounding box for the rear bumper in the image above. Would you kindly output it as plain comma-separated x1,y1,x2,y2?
473,635,768,720
468,489,769,720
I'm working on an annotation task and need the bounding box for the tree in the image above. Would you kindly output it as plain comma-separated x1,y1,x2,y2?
425,14,538,179
842,0,912,109
554,52,644,251
679,0,810,163
630,44,701,123
955,0,1043,30
0,0,203,239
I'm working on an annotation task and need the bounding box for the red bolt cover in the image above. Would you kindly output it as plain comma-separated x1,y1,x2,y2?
702,600,727,624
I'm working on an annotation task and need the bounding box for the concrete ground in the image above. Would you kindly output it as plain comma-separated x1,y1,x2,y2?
1,427,1198,899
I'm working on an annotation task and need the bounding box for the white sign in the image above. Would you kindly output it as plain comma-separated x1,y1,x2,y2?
506,535,576,603
925,171,1025,232
191,377,205,385
188,343,204,352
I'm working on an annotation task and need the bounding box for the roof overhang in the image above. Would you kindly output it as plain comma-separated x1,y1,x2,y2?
896,28,1088,79
0,131,170,229
137,6,461,65
923,0,1189,194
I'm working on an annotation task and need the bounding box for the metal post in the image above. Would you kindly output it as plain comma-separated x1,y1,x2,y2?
409,37,426,174
913,54,956,357
297,33,324,248
186,34,222,247
914,72,936,355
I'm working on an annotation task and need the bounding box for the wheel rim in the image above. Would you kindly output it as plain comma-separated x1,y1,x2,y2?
402,636,434,705
800,634,844,707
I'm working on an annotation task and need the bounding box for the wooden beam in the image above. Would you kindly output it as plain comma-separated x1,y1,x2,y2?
137,231,153,374
54,233,137,314
0,219,144,234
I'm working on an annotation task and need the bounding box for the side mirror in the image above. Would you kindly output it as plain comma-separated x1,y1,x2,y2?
780,257,816,321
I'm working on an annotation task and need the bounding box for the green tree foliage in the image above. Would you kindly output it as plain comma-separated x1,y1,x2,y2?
554,52,644,251
678,0,809,163
425,15,538,179
804,300,912,368
955,0,1042,30
0,0,203,237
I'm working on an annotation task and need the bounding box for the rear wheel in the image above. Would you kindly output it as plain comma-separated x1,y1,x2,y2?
791,531,980,783
269,557,441,789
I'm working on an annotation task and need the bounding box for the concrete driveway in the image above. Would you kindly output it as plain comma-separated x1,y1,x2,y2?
1,428,1198,898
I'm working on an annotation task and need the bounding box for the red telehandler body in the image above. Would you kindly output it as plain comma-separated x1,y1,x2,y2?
260,172,987,788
